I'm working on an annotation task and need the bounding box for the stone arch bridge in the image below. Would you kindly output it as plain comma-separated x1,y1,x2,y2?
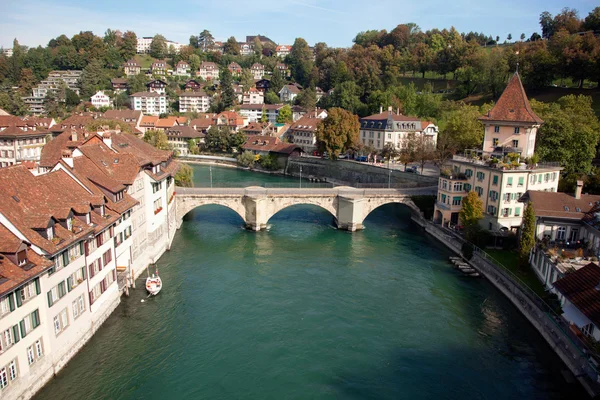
175,186,437,231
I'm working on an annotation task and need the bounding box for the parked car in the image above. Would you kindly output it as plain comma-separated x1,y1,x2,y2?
406,166,418,173
356,156,368,162
338,153,347,159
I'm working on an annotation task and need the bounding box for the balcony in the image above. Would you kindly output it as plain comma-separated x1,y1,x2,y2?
440,169,468,181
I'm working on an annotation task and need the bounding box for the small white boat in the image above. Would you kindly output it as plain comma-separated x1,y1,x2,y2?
146,274,162,295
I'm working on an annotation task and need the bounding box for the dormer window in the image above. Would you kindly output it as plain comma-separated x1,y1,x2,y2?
47,226,54,240
100,205,105,216
17,250,27,267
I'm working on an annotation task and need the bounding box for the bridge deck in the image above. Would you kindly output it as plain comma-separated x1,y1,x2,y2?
175,186,438,196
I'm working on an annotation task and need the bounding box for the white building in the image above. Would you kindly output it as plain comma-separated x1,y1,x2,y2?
179,91,211,113
198,62,219,80
0,118,51,167
130,92,167,116
242,88,264,105
250,63,265,80
239,104,284,124
90,91,111,109
279,84,301,103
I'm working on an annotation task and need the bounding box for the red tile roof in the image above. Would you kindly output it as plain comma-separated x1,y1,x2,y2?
522,191,600,220
289,116,322,132
554,263,600,326
362,111,420,122
140,116,159,127
242,135,302,155
480,72,543,124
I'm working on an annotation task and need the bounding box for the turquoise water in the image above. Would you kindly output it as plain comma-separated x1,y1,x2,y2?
34,166,584,399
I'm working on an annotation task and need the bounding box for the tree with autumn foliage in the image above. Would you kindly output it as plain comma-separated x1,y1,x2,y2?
315,108,359,159
459,191,484,241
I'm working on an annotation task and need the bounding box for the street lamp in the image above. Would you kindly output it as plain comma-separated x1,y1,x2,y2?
299,166,302,189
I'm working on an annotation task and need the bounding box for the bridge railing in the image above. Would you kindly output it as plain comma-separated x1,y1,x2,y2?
175,186,438,197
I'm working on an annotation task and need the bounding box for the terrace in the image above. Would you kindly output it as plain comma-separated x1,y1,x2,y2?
452,150,561,171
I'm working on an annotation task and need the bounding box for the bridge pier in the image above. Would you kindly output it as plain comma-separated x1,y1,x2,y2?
336,195,366,232
243,188,269,231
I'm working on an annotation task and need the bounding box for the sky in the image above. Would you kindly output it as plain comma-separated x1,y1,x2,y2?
0,0,597,49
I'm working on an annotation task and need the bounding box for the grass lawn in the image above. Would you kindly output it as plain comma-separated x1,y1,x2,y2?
484,249,547,297
134,54,158,69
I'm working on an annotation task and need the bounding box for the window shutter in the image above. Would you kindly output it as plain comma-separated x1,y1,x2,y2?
85,241,89,256
12,325,20,343
34,278,40,295
62,252,69,267
89,265,94,279
20,320,26,338
16,291,22,307
47,291,53,307
33,310,40,328
8,294,15,311
79,242,84,255
112,269,117,281
67,277,73,292
81,267,86,280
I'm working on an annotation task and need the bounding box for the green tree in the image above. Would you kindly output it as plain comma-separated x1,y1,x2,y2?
224,36,240,55
205,126,232,152
65,88,80,107
295,88,317,109
0,91,27,116
86,119,133,133
260,108,268,122
276,105,293,123
380,142,400,167
287,37,314,87
143,129,169,150
7,39,24,85
150,34,167,59
532,95,600,174
228,130,247,151
175,164,194,187
438,103,484,152
315,107,359,158
265,91,280,104
330,81,363,114
198,30,214,51
269,69,285,94
519,203,536,269
459,191,484,240
219,67,235,110
119,31,137,60
188,54,201,73
239,69,254,90
252,37,263,56
127,73,148,94
238,150,256,167
187,139,199,154
80,59,108,98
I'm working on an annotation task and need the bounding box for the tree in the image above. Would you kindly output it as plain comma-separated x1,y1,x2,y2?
150,35,167,59
380,142,399,167
239,69,254,90
315,107,359,158
520,33,526,41
260,108,268,123
143,129,169,150
438,103,484,152
228,130,247,151
459,191,484,240
205,126,231,152
120,31,137,60
399,133,417,170
175,164,194,187
519,202,536,269
295,88,317,109
188,139,199,154
507,33,512,42
414,136,436,173
252,37,263,56
188,54,201,73
540,11,555,39
198,30,214,51
128,73,148,94
65,88,80,107
223,36,240,55
265,91,279,104
86,119,132,133
583,7,600,32
330,81,363,114
531,95,600,174
219,67,235,110
0,91,27,116
287,38,314,87
80,59,107,98
269,69,285,93
276,105,293,123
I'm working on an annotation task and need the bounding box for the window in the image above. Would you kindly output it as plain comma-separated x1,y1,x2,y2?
72,295,86,320
452,196,462,206
475,186,483,197
518,177,524,187
89,258,102,278
504,193,511,202
0,327,15,354
47,281,68,307
102,250,112,266
492,138,498,146
492,175,498,185
489,191,498,201
507,177,513,187
487,206,497,216
19,309,40,338
502,208,510,217
53,308,69,336
465,169,473,177
476,172,485,181
17,280,39,307
557,226,566,240
27,339,43,365
494,126,500,133
514,127,520,134
515,207,521,217
463,184,471,192
0,358,18,389
453,182,462,192
154,198,162,214
0,295,13,318
512,140,519,148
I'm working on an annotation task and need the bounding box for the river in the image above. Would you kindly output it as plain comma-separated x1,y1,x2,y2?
34,164,584,399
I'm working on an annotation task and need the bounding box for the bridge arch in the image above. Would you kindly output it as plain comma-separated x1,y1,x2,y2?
177,197,247,224
261,197,338,226
359,197,421,226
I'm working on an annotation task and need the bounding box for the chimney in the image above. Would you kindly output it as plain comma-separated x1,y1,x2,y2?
575,180,583,200
62,150,73,168
71,131,78,142
388,106,393,115
103,131,112,149
380,106,383,113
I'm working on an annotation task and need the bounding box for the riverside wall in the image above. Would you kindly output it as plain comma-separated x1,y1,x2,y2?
286,158,438,187
412,216,600,397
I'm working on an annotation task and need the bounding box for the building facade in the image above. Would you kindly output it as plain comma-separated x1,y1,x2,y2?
130,92,167,116
178,92,211,113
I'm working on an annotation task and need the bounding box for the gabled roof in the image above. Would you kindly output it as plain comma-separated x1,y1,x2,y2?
480,72,543,124
242,135,301,155
280,84,301,94
289,116,322,132
103,109,142,121
165,126,205,139
521,191,600,220
361,111,419,122
554,263,600,326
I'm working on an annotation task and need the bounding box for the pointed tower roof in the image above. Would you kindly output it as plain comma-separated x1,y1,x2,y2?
480,72,543,124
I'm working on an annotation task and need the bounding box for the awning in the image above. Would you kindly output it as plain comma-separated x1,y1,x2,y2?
562,302,592,328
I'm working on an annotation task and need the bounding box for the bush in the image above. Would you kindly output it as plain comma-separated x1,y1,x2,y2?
174,164,194,187
258,153,279,170
237,151,255,168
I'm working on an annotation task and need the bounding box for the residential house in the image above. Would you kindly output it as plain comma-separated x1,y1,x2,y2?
0,119,50,167
243,88,264,105
165,126,206,155
255,79,271,93
22,71,83,115
251,64,265,80
111,78,128,94
136,37,153,53
90,91,111,109
276,45,291,58
179,91,211,113
123,59,141,77
228,62,242,75
359,107,438,151
522,185,600,290
190,114,217,134
102,110,143,129
210,42,224,54
279,84,301,103
239,43,253,56
213,112,247,132
239,104,284,124
553,263,600,341
198,62,219,80
139,116,159,133
184,80,204,92
315,87,325,101
130,92,167,116
433,72,561,231
243,122,272,136
287,115,324,153
175,61,190,76
275,63,290,77
241,135,302,168
232,85,244,103
153,116,183,132
150,60,167,76
146,79,167,94
292,106,327,122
